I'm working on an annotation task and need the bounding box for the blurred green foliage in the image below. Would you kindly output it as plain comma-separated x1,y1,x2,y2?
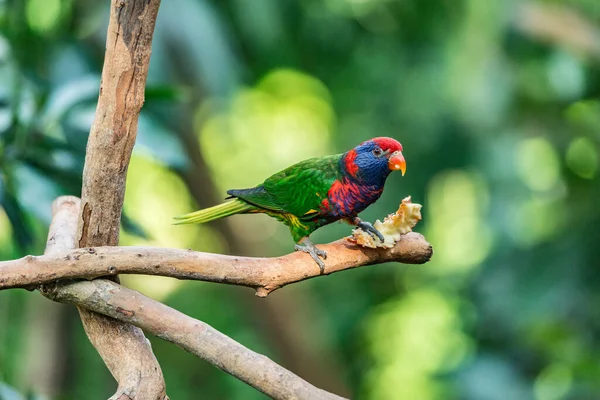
1,0,600,399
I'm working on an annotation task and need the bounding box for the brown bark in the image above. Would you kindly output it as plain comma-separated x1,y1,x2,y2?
43,197,167,399
40,197,346,400
1,229,432,296
70,0,167,398
77,0,161,248
42,279,347,400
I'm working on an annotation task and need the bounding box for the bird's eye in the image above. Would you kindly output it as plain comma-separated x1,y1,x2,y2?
372,148,382,157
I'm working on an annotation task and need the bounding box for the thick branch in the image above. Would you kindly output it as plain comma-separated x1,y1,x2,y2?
43,197,167,400
78,0,161,246
72,0,167,398
41,279,346,400
1,232,432,297
42,198,345,399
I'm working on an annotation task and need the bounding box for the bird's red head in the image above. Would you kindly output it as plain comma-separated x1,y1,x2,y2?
343,137,406,181
362,137,406,176
369,137,403,153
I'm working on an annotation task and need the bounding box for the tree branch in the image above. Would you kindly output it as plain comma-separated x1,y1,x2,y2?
41,278,346,400
2,230,432,297
77,0,161,248
41,200,346,399
42,196,167,400
56,1,167,396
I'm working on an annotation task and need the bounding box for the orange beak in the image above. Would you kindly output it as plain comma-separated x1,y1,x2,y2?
388,151,406,176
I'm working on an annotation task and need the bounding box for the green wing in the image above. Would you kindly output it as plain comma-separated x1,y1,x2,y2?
228,155,342,218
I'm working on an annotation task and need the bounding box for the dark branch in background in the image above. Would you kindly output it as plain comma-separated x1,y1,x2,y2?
41,197,347,400
67,0,167,398
1,232,432,297
163,49,353,393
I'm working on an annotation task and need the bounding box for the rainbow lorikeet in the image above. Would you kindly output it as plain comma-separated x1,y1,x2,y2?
174,137,406,273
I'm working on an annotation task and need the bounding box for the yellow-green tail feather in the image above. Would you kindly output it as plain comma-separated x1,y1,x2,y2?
173,199,253,225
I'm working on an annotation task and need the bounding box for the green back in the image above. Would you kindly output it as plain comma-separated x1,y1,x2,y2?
233,154,343,218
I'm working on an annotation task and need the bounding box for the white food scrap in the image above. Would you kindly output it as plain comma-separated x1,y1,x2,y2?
348,196,422,248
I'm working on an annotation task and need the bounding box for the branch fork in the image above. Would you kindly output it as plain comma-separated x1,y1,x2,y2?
0,0,434,397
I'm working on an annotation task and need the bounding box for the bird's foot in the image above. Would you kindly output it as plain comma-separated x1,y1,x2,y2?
295,238,327,274
355,219,385,243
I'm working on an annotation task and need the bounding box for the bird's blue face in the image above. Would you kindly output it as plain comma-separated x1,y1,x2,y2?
344,137,405,186
353,141,393,184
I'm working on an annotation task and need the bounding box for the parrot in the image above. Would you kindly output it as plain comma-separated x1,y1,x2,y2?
174,137,406,273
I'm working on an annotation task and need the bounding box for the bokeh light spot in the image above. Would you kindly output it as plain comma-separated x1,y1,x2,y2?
121,155,222,300
198,69,334,244
426,170,492,273
363,290,472,400
565,136,597,179
511,196,565,247
0,208,16,257
516,137,561,192
565,100,600,139
199,69,334,192
534,363,572,400
26,0,61,34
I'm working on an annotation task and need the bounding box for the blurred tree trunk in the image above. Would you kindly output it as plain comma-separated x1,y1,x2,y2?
168,91,351,396
19,296,70,397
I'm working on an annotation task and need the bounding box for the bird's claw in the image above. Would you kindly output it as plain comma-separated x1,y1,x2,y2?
314,247,327,259
295,239,327,274
357,220,385,243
